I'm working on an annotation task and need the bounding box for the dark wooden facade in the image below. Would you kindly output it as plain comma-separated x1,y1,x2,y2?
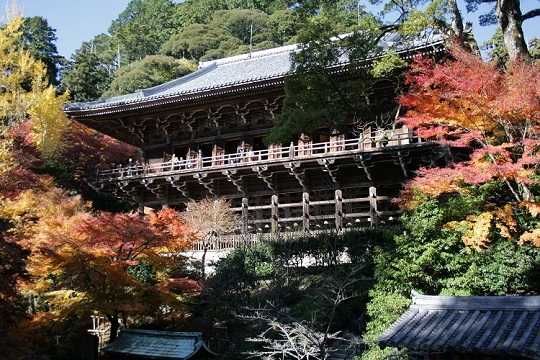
64,34,445,234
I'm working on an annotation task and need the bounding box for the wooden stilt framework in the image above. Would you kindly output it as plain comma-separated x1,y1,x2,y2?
91,131,439,234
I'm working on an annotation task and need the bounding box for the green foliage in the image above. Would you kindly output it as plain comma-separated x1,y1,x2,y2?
361,291,409,360
265,19,391,145
212,9,269,45
266,9,305,44
530,38,540,59
481,28,508,65
129,257,158,285
62,44,114,101
19,16,64,86
362,191,540,358
160,24,243,61
211,242,277,292
370,50,408,78
108,0,178,64
103,55,196,97
173,0,228,26
208,228,394,357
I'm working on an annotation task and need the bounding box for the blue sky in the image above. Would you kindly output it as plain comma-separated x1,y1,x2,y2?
2,0,539,60
14,0,133,58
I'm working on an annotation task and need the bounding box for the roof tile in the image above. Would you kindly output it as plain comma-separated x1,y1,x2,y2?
376,293,540,359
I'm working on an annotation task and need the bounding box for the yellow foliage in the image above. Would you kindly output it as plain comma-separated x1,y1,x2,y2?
446,212,493,251
28,87,70,159
0,186,90,237
0,133,17,175
1,8,69,158
492,204,517,239
519,228,540,247
521,201,540,217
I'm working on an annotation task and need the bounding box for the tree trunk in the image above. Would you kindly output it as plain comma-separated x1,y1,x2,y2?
107,313,120,343
496,0,531,61
201,241,209,280
449,0,480,56
449,0,464,40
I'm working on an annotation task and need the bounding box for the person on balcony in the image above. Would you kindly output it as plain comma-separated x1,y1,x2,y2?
187,155,194,169
197,149,203,168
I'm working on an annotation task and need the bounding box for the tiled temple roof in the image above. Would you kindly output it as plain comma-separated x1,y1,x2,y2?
376,292,540,359
101,329,218,359
64,31,444,114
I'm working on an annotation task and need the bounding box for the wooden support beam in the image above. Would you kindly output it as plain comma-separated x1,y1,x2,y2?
318,158,339,184
302,192,310,231
223,168,244,193
193,172,217,195
335,189,343,231
242,197,249,233
271,194,279,233
284,161,306,187
369,186,378,227
252,165,274,190
353,154,373,181
166,175,190,198
392,150,411,177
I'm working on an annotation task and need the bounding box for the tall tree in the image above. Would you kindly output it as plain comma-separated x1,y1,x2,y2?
5,190,192,343
212,9,270,46
108,0,177,65
160,23,243,61
465,0,538,61
18,16,64,86
265,13,403,145
373,0,538,61
61,43,114,101
1,8,70,159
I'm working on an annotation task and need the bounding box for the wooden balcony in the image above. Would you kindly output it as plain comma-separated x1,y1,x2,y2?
92,128,438,234
95,128,422,182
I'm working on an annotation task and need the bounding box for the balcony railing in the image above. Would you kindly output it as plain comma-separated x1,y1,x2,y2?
96,128,420,182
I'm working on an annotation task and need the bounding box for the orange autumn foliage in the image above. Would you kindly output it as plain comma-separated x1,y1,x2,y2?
2,185,196,342
398,43,540,249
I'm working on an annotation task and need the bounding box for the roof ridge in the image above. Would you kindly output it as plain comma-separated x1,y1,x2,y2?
199,43,298,68
412,293,540,310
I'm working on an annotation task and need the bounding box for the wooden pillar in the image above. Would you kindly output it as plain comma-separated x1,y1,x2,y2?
138,202,145,217
335,189,343,231
242,197,249,234
302,191,310,231
271,194,279,233
369,186,378,227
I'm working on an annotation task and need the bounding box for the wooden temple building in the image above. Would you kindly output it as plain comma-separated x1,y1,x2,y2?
64,32,445,236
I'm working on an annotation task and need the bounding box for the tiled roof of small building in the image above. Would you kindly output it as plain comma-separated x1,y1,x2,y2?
64,31,443,113
101,329,218,360
376,292,540,359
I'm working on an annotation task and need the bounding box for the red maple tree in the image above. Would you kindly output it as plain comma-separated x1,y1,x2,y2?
398,43,540,248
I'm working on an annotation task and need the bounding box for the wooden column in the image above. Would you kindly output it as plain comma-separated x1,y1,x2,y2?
302,192,310,231
271,194,279,233
138,202,145,217
242,197,249,234
335,189,343,231
369,186,378,227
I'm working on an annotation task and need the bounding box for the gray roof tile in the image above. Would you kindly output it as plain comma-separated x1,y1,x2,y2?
64,32,444,113
376,293,540,359
102,329,218,359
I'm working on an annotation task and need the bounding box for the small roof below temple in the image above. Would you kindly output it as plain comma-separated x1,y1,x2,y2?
101,329,219,360
376,292,540,359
